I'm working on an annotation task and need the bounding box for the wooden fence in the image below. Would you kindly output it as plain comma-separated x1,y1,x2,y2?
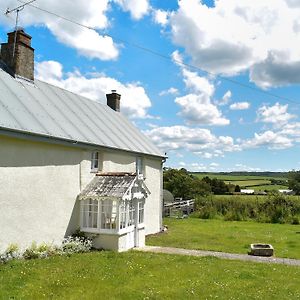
163,199,195,217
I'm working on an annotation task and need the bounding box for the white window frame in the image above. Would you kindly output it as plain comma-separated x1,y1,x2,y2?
138,200,145,225
136,156,145,179
80,199,100,233
91,151,103,173
80,198,137,235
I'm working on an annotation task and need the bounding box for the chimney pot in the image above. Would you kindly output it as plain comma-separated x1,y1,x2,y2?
106,90,121,112
0,29,34,81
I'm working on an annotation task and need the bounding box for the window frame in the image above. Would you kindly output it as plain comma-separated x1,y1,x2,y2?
136,156,145,179
80,198,137,235
91,151,103,173
91,151,99,172
138,200,145,225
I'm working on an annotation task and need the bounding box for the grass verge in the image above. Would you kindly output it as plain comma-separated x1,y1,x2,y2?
0,251,299,299
147,218,300,259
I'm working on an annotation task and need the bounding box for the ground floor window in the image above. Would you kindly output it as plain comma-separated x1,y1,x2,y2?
81,199,98,229
100,199,118,230
80,198,143,233
138,201,144,224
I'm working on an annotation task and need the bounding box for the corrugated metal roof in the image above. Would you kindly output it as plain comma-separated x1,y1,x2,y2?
79,175,136,200
0,67,164,157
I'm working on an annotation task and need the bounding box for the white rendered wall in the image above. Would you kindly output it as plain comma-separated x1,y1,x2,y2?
0,136,81,252
144,158,163,235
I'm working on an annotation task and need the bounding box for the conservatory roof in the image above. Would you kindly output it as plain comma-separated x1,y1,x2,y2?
78,174,136,200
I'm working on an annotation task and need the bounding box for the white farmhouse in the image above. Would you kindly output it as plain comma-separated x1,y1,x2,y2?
0,29,165,252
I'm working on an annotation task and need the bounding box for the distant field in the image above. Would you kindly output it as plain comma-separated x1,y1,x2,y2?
192,173,289,191
193,173,288,181
213,195,300,202
251,185,289,191
224,179,271,186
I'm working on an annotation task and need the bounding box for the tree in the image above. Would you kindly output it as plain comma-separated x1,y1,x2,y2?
210,178,229,194
288,170,300,195
234,185,241,192
163,168,210,199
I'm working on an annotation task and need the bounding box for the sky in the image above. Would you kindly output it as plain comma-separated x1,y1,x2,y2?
1,0,300,172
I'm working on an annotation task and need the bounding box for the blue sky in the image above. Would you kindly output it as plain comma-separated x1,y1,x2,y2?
1,0,300,172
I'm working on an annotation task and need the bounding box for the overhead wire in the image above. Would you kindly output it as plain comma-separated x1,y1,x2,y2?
14,0,300,105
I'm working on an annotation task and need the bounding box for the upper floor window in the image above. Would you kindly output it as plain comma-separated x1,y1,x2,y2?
136,156,144,178
91,151,99,172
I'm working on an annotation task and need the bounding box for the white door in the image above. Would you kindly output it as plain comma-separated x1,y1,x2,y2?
127,229,135,249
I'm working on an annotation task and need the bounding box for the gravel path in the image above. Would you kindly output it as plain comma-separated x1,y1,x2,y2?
135,246,300,266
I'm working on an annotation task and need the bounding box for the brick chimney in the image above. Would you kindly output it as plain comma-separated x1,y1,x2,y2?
106,90,121,112
0,28,34,81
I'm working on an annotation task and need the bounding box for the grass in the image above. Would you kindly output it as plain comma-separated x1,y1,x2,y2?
213,195,300,201
193,173,289,191
0,251,300,299
147,218,300,259
251,185,289,191
193,173,287,181
224,179,271,186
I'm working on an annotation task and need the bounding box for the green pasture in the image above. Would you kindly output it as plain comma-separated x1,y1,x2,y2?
192,173,289,191
193,173,288,182
147,218,300,259
251,185,289,191
1,251,300,299
224,179,271,186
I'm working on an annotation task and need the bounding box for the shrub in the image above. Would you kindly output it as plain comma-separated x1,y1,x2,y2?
0,244,21,264
61,236,93,255
1,232,93,264
194,194,300,224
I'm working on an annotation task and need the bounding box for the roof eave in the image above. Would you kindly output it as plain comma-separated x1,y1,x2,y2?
0,127,167,159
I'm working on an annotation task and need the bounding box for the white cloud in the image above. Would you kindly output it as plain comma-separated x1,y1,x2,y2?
0,0,118,60
235,164,262,172
159,87,179,96
280,122,300,137
153,9,169,26
113,0,150,20
210,162,219,167
144,125,240,155
257,102,295,124
175,94,230,126
172,51,229,126
230,102,250,110
218,90,232,106
171,50,184,65
168,0,300,87
182,69,215,96
36,60,152,119
250,51,300,89
244,130,293,149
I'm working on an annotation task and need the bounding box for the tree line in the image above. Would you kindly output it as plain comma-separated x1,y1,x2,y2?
164,168,300,198
163,168,240,199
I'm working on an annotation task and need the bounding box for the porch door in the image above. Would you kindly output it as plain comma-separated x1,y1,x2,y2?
126,199,136,249
134,199,139,247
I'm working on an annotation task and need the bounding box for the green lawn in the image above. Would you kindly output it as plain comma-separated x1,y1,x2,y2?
147,218,300,259
1,251,300,299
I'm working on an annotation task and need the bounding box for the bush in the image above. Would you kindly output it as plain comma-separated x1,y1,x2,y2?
0,244,21,264
194,194,300,224
1,232,93,264
61,236,92,255
22,242,55,260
